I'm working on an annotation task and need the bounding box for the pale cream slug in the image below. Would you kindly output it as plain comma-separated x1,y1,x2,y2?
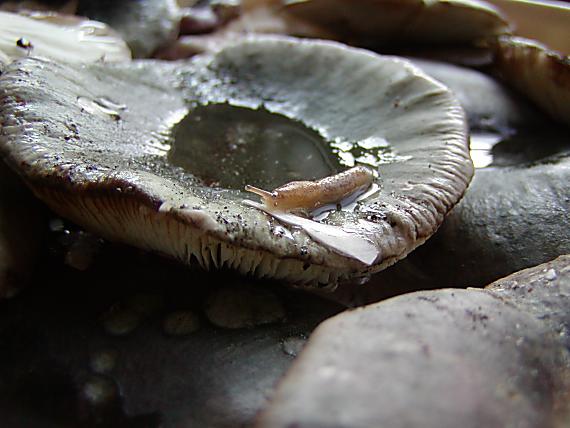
245,165,374,212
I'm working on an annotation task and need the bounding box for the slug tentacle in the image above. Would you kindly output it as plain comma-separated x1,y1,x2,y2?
244,185,276,200
245,166,374,212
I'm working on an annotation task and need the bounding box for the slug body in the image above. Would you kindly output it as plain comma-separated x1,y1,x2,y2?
245,166,374,212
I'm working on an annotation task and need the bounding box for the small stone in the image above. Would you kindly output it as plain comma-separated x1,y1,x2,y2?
101,305,141,336
90,350,118,374
81,376,117,406
544,269,557,281
204,286,286,329
163,310,200,336
281,335,307,357
64,232,103,271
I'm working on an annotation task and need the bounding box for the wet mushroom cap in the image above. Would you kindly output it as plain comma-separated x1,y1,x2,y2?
0,10,131,64
0,37,472,286
406,58,570,288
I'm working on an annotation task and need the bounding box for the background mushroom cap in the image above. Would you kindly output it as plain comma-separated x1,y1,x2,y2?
491,35,570,126
0,10,131,64
77,0,181,58
280,0,510,46
257,255,570,428
0,37,472,286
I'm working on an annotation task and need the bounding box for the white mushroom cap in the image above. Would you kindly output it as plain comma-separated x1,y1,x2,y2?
0,10,131,63
0,37,472,286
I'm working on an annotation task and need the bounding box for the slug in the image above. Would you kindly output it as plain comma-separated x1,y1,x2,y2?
245,165,374,212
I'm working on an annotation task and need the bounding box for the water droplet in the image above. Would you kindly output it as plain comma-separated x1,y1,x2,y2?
354,275,371,285
96,97,126,111
48,218,65,232
90,350,118,374
281,335,307,357
470,132,502,168
101,305,141,336
545,269,557,281
77,96,121,121
81,376,117,406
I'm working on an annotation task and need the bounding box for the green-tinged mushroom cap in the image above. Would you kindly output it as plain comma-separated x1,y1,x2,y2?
0,37,472,286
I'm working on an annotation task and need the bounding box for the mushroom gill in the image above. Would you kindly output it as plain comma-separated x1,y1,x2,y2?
0,37,472,286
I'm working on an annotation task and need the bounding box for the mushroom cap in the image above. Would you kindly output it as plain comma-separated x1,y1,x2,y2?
0,37,472,286
320,59,570,305
280,0,510,46
410,57,545,134
0,10,131,63
257,256,570,428
491,35,570,126
77,0,181,58
410,58,570,287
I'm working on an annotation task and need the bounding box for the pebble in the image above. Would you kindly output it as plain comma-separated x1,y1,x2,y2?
204,286,286,329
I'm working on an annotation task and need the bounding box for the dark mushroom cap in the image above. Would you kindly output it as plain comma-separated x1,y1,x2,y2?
491,35,570,126
280,0,510,46
0,37,472,286
77,0,181,58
